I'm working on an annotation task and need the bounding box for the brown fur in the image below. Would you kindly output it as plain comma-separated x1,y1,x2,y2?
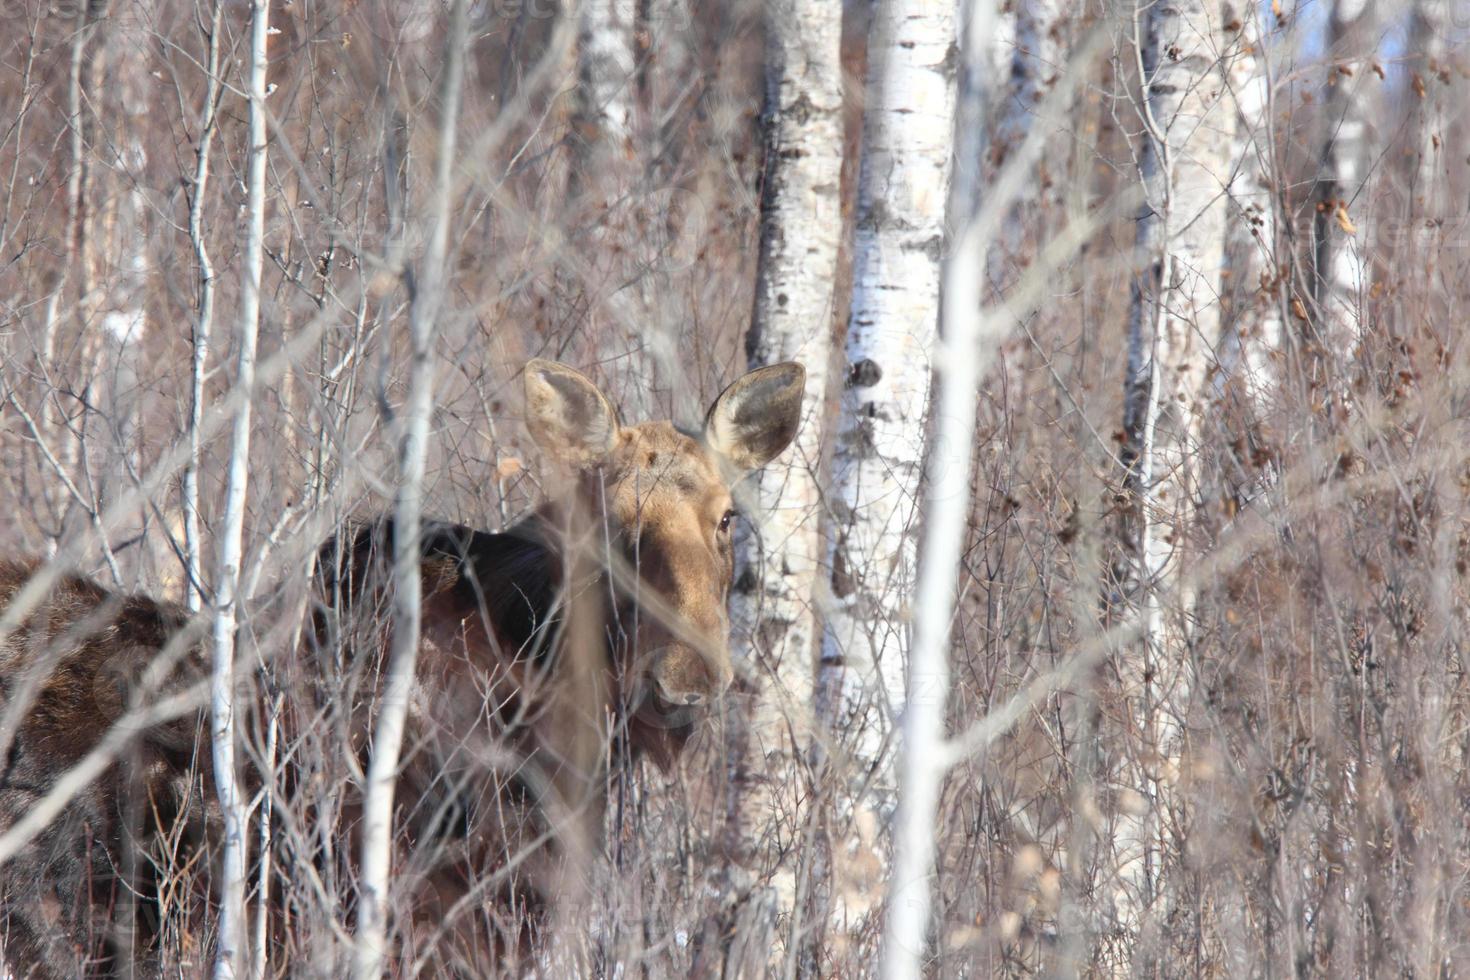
303,374,804,970
0,560,215,978
0,359,803,976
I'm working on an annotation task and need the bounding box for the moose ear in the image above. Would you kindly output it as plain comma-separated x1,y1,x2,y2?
703,362,806,472
523,359,620,467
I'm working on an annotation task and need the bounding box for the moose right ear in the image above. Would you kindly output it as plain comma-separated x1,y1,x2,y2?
523,359,621,468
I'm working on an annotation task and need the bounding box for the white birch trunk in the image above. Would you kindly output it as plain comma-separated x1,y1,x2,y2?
210,1,270,974
63,2,98,335
991,0,1066,263
99,8,153,566
818,0,957,836
351,2,467,976
880,1,996,974
1412,0,1449,230
1311,0,1379,400
724,0,843,956
984,0,1068,424
1219,5,1284,413
184,1,224,613
577,0,636,156
737,0,845,761
640,0,692,125
29,2,100,564
1112,0,1233,965
573,0,659,417
996,0,1065,150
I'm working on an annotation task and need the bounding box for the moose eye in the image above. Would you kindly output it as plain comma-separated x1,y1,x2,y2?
718,510,736,534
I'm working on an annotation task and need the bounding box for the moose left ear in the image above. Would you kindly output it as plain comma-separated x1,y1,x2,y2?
703,362,806,472
523,358,621,468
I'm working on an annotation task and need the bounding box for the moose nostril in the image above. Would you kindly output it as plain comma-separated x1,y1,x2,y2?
684,693,702,706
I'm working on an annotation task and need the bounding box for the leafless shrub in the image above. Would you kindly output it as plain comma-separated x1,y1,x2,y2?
1,0,1468,976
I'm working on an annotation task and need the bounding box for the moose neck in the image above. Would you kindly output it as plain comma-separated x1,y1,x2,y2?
416,496,690,767
437,498,622,662
512,500,694,767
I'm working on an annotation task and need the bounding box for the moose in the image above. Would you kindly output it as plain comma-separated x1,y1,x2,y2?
0,358,805,976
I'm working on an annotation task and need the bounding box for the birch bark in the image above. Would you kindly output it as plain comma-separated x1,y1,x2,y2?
573,0,660,417
210,1,271,974
991,0,1067,265
576,0,636,158
818,0,957,831
1219,4,1285,413
352,2,468,976
184,2,224,613
1310,0,1380,406
48,1,104,554
1411,0,1449,232
98,7,154,577
881,1,996,974
1110,0,1233,966
723,0,843,959
63,1,101,339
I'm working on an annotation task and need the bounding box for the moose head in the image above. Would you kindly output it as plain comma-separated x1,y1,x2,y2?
522,358,805,757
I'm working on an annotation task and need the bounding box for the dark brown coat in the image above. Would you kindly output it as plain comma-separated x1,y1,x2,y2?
0,560,215,978
296,360,805,971
0,358,805,976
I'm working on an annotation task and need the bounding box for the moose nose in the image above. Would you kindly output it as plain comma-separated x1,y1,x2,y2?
649,646,731,708
654,678,708,707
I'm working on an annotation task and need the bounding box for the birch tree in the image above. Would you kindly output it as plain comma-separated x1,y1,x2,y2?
211,0,271,974
97,8,155,571
819,0,957,829
61,0,103,343
1110,0,1233,964
1218,3,1285,414
184,1,224,613
1310,0,1380,407
352,2,468,976
996,0,1067,151
724,0,843,955
575,0,635,159
881,0,996,973
45,0,107,565
1209,1,1287,529
991,0,1068,268
572,0,658,416
1410,0,1450,234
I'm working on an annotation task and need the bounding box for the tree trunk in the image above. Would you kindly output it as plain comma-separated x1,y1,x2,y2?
576,0,636,160
722,0,843,964
572,0,661,417
1219,4,1285,416
96,6,156,586
1410,0,1450,235
352,2,468,976
184,1,225,614
1109,0,1233,967
880,0,997,974
1310,0,1380,412
817,0,958,919
211,0,272,974
990,0,1068,271
1211,2,1288,527
63,1,103,338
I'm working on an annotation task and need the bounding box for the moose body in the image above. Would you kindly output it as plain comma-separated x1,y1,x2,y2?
0,561,216,978
0,359,804,976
